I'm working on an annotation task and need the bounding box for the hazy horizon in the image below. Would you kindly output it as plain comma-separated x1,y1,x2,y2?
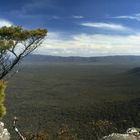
33,53,140,58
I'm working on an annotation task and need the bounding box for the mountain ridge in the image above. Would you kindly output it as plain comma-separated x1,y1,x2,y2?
23,55,140,64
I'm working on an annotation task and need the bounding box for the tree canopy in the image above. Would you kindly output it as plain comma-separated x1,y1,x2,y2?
0,26,47,80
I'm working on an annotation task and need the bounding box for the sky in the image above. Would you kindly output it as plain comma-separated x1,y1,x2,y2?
1,0,140,56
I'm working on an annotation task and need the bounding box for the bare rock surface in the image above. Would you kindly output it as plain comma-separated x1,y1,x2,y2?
0,122,10,140
101,128,140,140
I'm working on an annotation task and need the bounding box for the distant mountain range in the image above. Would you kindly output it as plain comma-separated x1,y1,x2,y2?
23,55,140,64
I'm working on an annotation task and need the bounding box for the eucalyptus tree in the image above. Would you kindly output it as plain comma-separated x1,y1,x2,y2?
0,26,47,117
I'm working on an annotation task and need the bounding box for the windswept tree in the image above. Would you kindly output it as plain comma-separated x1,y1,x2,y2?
0,26,47,117
0,26,47,80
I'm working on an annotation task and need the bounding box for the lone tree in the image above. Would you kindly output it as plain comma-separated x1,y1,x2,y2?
0,26,47,79
0,26,47,117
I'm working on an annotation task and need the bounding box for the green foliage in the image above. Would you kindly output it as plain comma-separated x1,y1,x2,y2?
0,26,47,42
0,26,47,53
0,80,7,118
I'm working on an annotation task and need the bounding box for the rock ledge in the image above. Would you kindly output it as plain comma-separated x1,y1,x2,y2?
101,128,140,140
0,122,10,140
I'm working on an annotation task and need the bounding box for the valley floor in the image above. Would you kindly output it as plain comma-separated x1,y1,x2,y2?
3,63,140,139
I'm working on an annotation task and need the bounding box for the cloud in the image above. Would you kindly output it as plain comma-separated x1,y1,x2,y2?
51,16,60,19
80,22,130,31
0,19,13,27
22,0,51,11
35,32,140,56
113,13,140,21
48,15,84,20
72,16,84,19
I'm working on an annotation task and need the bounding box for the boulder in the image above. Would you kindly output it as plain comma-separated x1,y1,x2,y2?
101,128,140,140
0,122,10,140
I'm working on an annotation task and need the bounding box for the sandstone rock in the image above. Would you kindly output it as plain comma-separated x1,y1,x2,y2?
101,128,140,140
0,122,10,140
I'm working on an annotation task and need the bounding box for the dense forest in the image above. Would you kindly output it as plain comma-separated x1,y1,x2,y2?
7,98,140,139
2,62,140,140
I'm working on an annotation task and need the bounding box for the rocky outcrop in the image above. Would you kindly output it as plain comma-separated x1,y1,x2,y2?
0,122,10,140
101,128,140,140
